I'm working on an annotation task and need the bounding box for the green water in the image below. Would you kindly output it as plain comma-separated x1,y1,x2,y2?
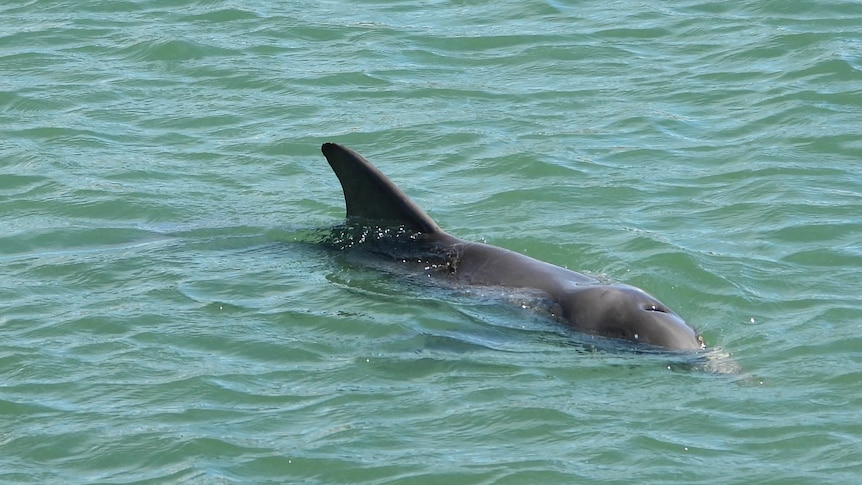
2,0,861,483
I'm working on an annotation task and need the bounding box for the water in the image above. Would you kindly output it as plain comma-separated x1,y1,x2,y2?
2,0,861,483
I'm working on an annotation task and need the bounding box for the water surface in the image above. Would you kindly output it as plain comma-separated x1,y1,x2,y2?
2,1,861,483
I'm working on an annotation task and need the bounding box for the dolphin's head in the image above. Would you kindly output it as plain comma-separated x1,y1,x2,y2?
560,284,704,351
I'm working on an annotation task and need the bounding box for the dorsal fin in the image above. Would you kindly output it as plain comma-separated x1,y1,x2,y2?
321,142,442,234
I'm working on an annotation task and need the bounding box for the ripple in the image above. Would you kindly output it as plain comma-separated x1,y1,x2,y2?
118,38,240,63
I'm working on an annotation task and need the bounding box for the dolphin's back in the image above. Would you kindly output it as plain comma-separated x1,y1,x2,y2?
321,143,441,234
319,142,704,351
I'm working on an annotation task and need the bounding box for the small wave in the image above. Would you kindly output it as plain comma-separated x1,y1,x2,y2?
118,38,239,62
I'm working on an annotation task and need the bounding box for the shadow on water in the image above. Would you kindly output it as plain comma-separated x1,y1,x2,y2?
125,221,745,377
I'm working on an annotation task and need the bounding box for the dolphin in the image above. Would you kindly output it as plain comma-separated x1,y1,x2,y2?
320,142,705,351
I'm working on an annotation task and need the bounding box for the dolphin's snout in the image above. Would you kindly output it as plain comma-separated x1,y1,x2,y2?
561,285,703,350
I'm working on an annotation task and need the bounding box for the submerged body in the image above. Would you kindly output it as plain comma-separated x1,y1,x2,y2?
321,142,704,351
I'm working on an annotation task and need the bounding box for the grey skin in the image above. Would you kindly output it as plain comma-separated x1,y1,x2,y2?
321,142,705,351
